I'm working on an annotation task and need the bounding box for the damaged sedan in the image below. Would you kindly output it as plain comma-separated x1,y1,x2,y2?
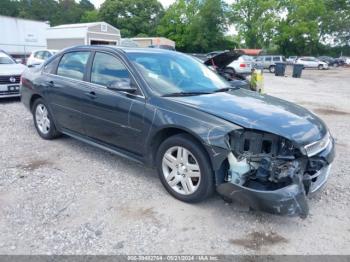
21,46,335,218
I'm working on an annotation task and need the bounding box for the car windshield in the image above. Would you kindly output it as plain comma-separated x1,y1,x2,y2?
0,53,15,64
127,51,230,96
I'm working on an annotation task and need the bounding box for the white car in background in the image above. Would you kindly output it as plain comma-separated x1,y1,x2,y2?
295,57,329,70
286,56,297,64
226,55,254,75
26,49,58,67
0,51,26,98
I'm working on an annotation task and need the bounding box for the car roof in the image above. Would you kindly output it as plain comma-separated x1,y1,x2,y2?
64,45,177,55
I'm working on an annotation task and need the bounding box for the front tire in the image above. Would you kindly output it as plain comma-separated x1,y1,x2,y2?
32,98,60,139
318,64,324,70
156,134,214,203
269,65,275,73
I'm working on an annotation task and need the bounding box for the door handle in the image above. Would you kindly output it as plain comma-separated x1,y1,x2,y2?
85,91,97,99
47,81,54,87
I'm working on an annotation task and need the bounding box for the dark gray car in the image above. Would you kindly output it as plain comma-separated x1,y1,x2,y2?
20,46,335,218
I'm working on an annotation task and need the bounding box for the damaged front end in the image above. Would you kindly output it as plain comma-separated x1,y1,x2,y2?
216,129,335,218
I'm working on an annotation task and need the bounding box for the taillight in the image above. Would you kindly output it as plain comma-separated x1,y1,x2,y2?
239,63,247,68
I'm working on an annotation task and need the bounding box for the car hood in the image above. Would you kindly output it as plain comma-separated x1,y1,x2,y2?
167,89,327,145
204,51,242,69
0,64,26,75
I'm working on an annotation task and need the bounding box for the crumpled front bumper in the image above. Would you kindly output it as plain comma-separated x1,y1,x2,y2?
217,138,335,218
217,178,309,218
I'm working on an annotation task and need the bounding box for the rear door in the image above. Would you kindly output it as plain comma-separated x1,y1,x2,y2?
82,51,146,155
45,51,92,135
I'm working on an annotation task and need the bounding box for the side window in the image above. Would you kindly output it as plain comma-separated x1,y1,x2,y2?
91,52,130,87
57,52,90,81
273,56,280,62
265,56,272,62
256,57,263,62
43,56,60,74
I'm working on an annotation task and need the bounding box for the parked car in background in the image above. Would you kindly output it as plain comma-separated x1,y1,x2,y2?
27,49,58,67
20,45,335,218
225,55,254,75
203,51,251,89
331,57,347,67
295,57,329,70
339,56,350,65
255,55,286,73
286,56,297,64
318,56,336,66
0,50,26,98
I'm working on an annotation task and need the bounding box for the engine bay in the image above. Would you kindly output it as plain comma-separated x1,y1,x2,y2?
216,129,333,218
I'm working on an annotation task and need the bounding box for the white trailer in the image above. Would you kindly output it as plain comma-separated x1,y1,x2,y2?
0,15,49,59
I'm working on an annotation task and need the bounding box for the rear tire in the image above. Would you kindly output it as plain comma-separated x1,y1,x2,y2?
318,64,324,70
269,65,275,73
156,134,214,203
32,98,60,140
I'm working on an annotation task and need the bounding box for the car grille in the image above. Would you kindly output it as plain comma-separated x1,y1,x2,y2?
0,75,21,84
0,89,20,95
304,132,331,157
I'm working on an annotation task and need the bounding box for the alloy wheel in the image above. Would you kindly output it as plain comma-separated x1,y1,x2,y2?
162,146,201,195
35,104,50,135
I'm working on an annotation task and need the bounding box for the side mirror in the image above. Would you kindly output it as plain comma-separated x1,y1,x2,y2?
107,79,137,93
15,59,22,64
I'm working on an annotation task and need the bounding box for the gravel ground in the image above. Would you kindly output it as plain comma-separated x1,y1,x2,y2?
0,67,349,255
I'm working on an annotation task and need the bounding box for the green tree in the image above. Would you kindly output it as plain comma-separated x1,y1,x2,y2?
275,0,327,55
157,0,199,51
322,0,350,46
17,0,58,22
79,0,95,11
99,0,164,37
157,0,233,52
0,0,20,17
80,10,99,23
230,0,279,49
188,0,230,52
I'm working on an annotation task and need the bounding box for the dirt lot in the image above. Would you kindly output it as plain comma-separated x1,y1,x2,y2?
0,67,349,255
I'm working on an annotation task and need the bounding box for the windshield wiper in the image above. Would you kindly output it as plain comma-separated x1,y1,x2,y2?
213,87,239,93
162,91,212,97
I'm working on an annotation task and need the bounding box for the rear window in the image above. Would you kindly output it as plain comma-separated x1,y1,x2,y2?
57,52,90,81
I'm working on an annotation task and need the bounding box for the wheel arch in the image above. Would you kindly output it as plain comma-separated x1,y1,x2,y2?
147,126,211,167
29,94,42,112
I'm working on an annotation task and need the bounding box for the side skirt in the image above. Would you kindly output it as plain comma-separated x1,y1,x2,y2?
62,129,145,165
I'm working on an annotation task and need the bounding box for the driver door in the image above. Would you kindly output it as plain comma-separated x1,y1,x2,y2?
82,51,146,155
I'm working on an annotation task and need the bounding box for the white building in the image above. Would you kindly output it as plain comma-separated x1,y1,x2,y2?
130,37,175,49
46,22,121,50
0,15,49,58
